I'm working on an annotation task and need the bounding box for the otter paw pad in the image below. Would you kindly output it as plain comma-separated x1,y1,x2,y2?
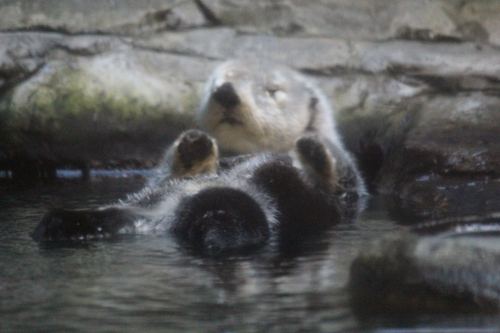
177,130,217,166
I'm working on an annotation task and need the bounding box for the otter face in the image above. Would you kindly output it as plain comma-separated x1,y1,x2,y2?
198,59,327,155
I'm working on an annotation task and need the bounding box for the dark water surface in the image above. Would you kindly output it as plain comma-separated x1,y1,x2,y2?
1,176,499,333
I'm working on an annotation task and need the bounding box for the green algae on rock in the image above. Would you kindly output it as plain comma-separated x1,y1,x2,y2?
0,52,198,164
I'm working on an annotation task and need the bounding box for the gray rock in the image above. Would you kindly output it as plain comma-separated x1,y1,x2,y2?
0,33,217,166
197,0,500,45
1,0,500,193
337,92,500,220
0,0,208,35
349,224,500,315
197,0,393,38
4,0,498,43
460,1,500,45
132,28,500,77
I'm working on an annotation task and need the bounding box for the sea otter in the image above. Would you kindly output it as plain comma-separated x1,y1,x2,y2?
32,130,365,256
196,58,365,196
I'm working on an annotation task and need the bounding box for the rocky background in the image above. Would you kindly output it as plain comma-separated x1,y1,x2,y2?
1,0,499,222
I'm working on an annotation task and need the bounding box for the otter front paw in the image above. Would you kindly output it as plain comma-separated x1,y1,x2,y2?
172,130,219,178
32,208,135,242
295,135,337,187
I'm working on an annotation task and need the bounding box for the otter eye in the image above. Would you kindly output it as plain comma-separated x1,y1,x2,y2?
267,89,277,98
266,85,281,98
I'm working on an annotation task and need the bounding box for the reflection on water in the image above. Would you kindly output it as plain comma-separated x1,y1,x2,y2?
1,177,499,332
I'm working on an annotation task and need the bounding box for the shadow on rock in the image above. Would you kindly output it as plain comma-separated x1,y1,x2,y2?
385,177,500,224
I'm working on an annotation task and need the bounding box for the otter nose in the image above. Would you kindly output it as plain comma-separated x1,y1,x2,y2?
212,82,240,109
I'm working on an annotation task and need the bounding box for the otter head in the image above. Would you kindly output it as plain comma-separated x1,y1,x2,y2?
197,59,335,155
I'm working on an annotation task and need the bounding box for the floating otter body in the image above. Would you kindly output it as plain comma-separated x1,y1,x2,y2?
32,60,367,256
33,130,365,256
197,58,365,196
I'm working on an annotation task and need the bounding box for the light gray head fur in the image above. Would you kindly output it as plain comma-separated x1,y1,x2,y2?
197,58,342,155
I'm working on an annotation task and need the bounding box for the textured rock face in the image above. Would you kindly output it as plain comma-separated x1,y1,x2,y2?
377,94,500,222
0,34,202,163
1,0,500,218
0,0,207,34
349,224,500,315
0,32,212,172
338,91,500,221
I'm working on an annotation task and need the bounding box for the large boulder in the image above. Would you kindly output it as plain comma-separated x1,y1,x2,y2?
349,218,500,315
0,35,200,162
198,0,500,45
338,92,500,221
0,32,217,177
0,0,207,34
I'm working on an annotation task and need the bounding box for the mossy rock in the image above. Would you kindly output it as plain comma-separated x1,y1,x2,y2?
0,52,199,163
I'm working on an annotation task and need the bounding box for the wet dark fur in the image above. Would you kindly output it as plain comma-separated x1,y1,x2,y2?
33,130,365,256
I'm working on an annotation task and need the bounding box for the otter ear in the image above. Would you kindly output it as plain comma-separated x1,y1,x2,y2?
309,96,319,109
305,95,319,132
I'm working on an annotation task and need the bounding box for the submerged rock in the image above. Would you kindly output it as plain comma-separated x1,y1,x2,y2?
349,218,500,315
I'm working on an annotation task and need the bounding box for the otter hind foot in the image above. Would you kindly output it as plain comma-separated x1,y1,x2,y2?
173,129,219,178
31,208,135,242
173,187,270,256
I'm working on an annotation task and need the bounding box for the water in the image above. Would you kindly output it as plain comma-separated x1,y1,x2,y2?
1,176,499,333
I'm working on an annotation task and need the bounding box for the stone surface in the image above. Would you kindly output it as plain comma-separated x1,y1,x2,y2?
0,0,500,205
0,0,208,35
0,32,217,166
197,0,500,45
349,227,500,315
337,92,500,221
